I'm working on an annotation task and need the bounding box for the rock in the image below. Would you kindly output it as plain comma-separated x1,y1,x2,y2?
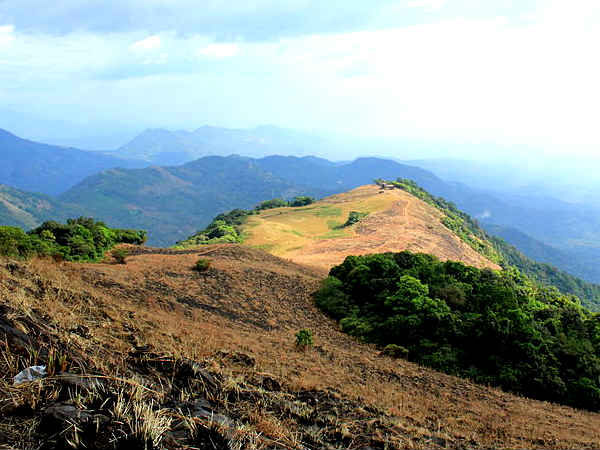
13,365,47,385
44,404,93,423
217,350,256,367
190,399,233,428
55,372,100,390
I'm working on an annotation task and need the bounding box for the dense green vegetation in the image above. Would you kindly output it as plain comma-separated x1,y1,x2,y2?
255,196,315,211
176,209,253,246
0,217,146,261
316,251,600,410
341,211,369,228
491,236,600,311
377,178,600,310
177,196,316,247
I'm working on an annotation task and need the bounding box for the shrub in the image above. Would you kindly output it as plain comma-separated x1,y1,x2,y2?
0,218,146,262
295,329,314,349
193,258,211,272
382,344,409,359
342,211,368,227
111,248,128,264
289,196,315,207
255,198,289,211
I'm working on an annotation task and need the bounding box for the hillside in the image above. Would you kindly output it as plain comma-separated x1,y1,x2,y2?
181,180,600,310
237,184,500,271
0,184,86,229
485,224,600,284
2,245,599,449
0,128,147,195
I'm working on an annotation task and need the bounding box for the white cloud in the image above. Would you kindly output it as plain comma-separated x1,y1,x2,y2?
406,0,447,11
0,24,15,46
130,35,162,51
1,1,600,161
197,43,239,58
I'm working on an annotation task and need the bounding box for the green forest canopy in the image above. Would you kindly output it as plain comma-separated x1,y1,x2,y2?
0,217,146,262
316,251,600,411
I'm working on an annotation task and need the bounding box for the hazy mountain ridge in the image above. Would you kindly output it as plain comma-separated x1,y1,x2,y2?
117,125,332,165
0,128,148,195
59,155,328,246
1,126,598,284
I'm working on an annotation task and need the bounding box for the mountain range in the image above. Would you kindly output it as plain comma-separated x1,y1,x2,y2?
1,127,599,286
0,128,147,195
112,125,333,165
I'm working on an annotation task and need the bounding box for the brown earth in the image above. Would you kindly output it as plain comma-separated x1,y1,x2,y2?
242,185,500,272
1,245,599,449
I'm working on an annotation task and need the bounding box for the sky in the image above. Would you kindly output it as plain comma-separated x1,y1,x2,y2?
0,0,599,161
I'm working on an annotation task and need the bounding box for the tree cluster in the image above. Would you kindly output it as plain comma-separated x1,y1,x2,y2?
0,217,146,261
316,251,600,410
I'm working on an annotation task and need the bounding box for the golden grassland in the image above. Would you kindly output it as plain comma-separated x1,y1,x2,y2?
241,185,500,272
1,245,599,449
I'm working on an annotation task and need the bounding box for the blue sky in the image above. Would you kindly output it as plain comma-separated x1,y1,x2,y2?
0,0,599,160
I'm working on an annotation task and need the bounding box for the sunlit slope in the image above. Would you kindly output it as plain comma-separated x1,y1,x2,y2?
241,184,500,271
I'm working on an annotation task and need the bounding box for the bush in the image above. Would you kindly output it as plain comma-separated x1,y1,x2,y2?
289,196,315,207
295,329,314,349
342,211,368,227
255,198,289,211
192,258,211,272
382,344,409,359
111,248,128,264
0,218,146,262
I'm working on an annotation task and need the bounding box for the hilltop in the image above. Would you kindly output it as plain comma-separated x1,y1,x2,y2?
180,180,600,310
238,184,499,271
2,245,599,449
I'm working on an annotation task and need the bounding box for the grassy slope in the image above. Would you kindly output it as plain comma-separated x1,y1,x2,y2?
1,246,599,449
239,184,500,272
0,184,86,229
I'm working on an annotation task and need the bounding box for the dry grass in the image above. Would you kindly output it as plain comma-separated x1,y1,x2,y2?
241,184,500,271
0,248,599,449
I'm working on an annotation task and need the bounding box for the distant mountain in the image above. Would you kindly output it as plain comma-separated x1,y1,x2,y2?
117,125,333,165
484,224,600,284
59,156,331,246
42,151,600,285
0,128,147,195
0,184,85,229
59,155,452,246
